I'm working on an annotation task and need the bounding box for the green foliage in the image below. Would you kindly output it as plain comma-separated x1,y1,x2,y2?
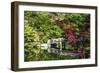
24,11,64,43
24,23,41,61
